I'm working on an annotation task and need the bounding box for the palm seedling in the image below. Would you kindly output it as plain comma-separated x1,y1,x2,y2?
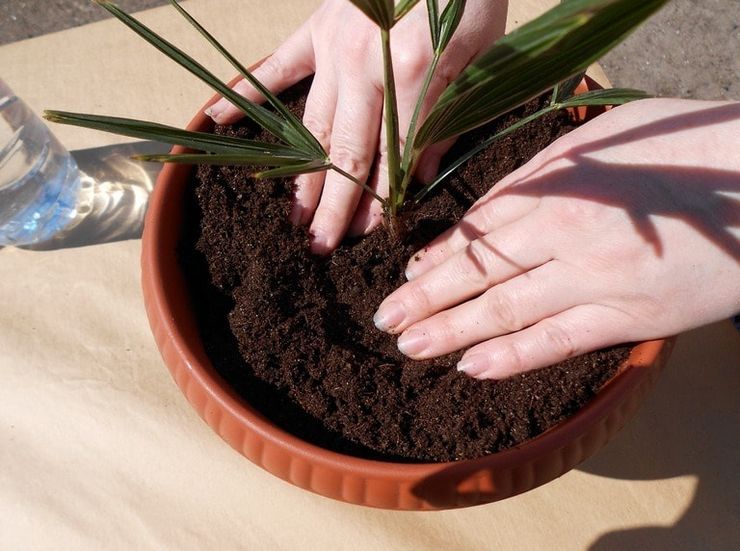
45,0,670,232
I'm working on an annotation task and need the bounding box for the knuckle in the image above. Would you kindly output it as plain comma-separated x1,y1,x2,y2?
435,61,461,86
404,281,434,314
329,143,373,175
483,289,522,333
550,198,602,230
426,313,462,347
302,116,332,146
232,79,252,96
260,54,295,84
458,239,494,285
496,341,527,374
540,320,578,360
344,34,373,62
537,133,574,164
394,48,432,83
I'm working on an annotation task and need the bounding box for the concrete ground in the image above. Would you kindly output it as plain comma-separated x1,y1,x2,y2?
1,0,738,100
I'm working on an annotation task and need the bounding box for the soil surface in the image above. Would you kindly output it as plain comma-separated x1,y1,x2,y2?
179,79,630,462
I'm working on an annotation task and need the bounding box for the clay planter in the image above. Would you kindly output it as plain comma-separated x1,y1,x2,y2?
141,76,673,510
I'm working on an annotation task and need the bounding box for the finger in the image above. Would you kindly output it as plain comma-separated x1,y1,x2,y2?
347,104,391,237
346,153,387,236
395,261,585,359
415,139,454,184
290,68,338,226
207,23,314,124
308,81,383,254
374,213,551,333
457,305,620,380
405,169,543,280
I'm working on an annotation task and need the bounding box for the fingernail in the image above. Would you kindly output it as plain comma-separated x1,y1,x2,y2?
309,230,332,255
207,99,228,122
457,355,488,377
405,255,427,281
397,328,429,357
373,301,406,332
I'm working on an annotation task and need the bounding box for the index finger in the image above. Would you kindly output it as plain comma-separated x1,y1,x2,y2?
405,188,540,280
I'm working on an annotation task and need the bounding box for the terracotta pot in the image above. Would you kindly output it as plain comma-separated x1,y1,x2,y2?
141,76,673,510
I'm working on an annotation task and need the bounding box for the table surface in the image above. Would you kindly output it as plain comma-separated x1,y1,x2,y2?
1,1,738,549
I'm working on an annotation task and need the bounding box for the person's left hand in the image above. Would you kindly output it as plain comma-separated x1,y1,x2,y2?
207,0,507,253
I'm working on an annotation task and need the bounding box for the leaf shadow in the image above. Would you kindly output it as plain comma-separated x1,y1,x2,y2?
22,140,168,251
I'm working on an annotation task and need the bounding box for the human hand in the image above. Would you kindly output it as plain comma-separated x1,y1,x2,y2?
207,0,507,253
374,98,740,379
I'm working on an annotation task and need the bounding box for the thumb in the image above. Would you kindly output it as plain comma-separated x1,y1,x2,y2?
415,138,456,184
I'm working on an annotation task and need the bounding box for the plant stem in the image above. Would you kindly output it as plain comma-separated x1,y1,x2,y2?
380,28,402,217
330,164,386,204
399,52,441,202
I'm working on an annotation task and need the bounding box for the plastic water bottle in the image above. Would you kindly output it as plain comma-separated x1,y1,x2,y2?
0,79,86,246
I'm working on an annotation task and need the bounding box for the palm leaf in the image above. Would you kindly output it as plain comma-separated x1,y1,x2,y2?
166,0,324,157
414,0,669,149
135,153,322,167
347,0,395,29
551,71,586,104
556,87,651,107
251,160,333,179
92,1,316,155
426,0,440,49
395,0,422,21
43,111,314,160
415,86,652,202
437,0,466,53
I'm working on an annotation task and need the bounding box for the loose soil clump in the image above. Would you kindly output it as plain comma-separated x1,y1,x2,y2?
179,78,629,462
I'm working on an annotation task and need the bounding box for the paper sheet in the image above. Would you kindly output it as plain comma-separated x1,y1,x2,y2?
1,1,738,549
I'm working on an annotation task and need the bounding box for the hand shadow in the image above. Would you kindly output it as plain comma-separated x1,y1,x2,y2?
24,140,168,251
481,102,740,261
580,321,740,551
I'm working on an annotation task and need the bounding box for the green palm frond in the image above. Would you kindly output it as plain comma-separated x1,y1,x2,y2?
43,111,315,161
347,0,395,29
414,0,670,150
136,154,326,169
551,71,587,105
251,160,334,179
436,0,466,53
415,87,652,203
395,0,422,21
426,0,440,48
556,87,651,107
166,0,323,157
92,0,321,157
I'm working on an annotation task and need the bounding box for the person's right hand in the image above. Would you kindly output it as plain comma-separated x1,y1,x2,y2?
374,98,740,380
207,0,508,253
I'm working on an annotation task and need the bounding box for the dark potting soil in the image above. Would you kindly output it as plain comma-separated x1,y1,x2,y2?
179,78,630,462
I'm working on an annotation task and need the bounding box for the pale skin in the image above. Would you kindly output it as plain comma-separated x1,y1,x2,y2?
209,3,740,380
207,0,508,253
375,98,740,379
